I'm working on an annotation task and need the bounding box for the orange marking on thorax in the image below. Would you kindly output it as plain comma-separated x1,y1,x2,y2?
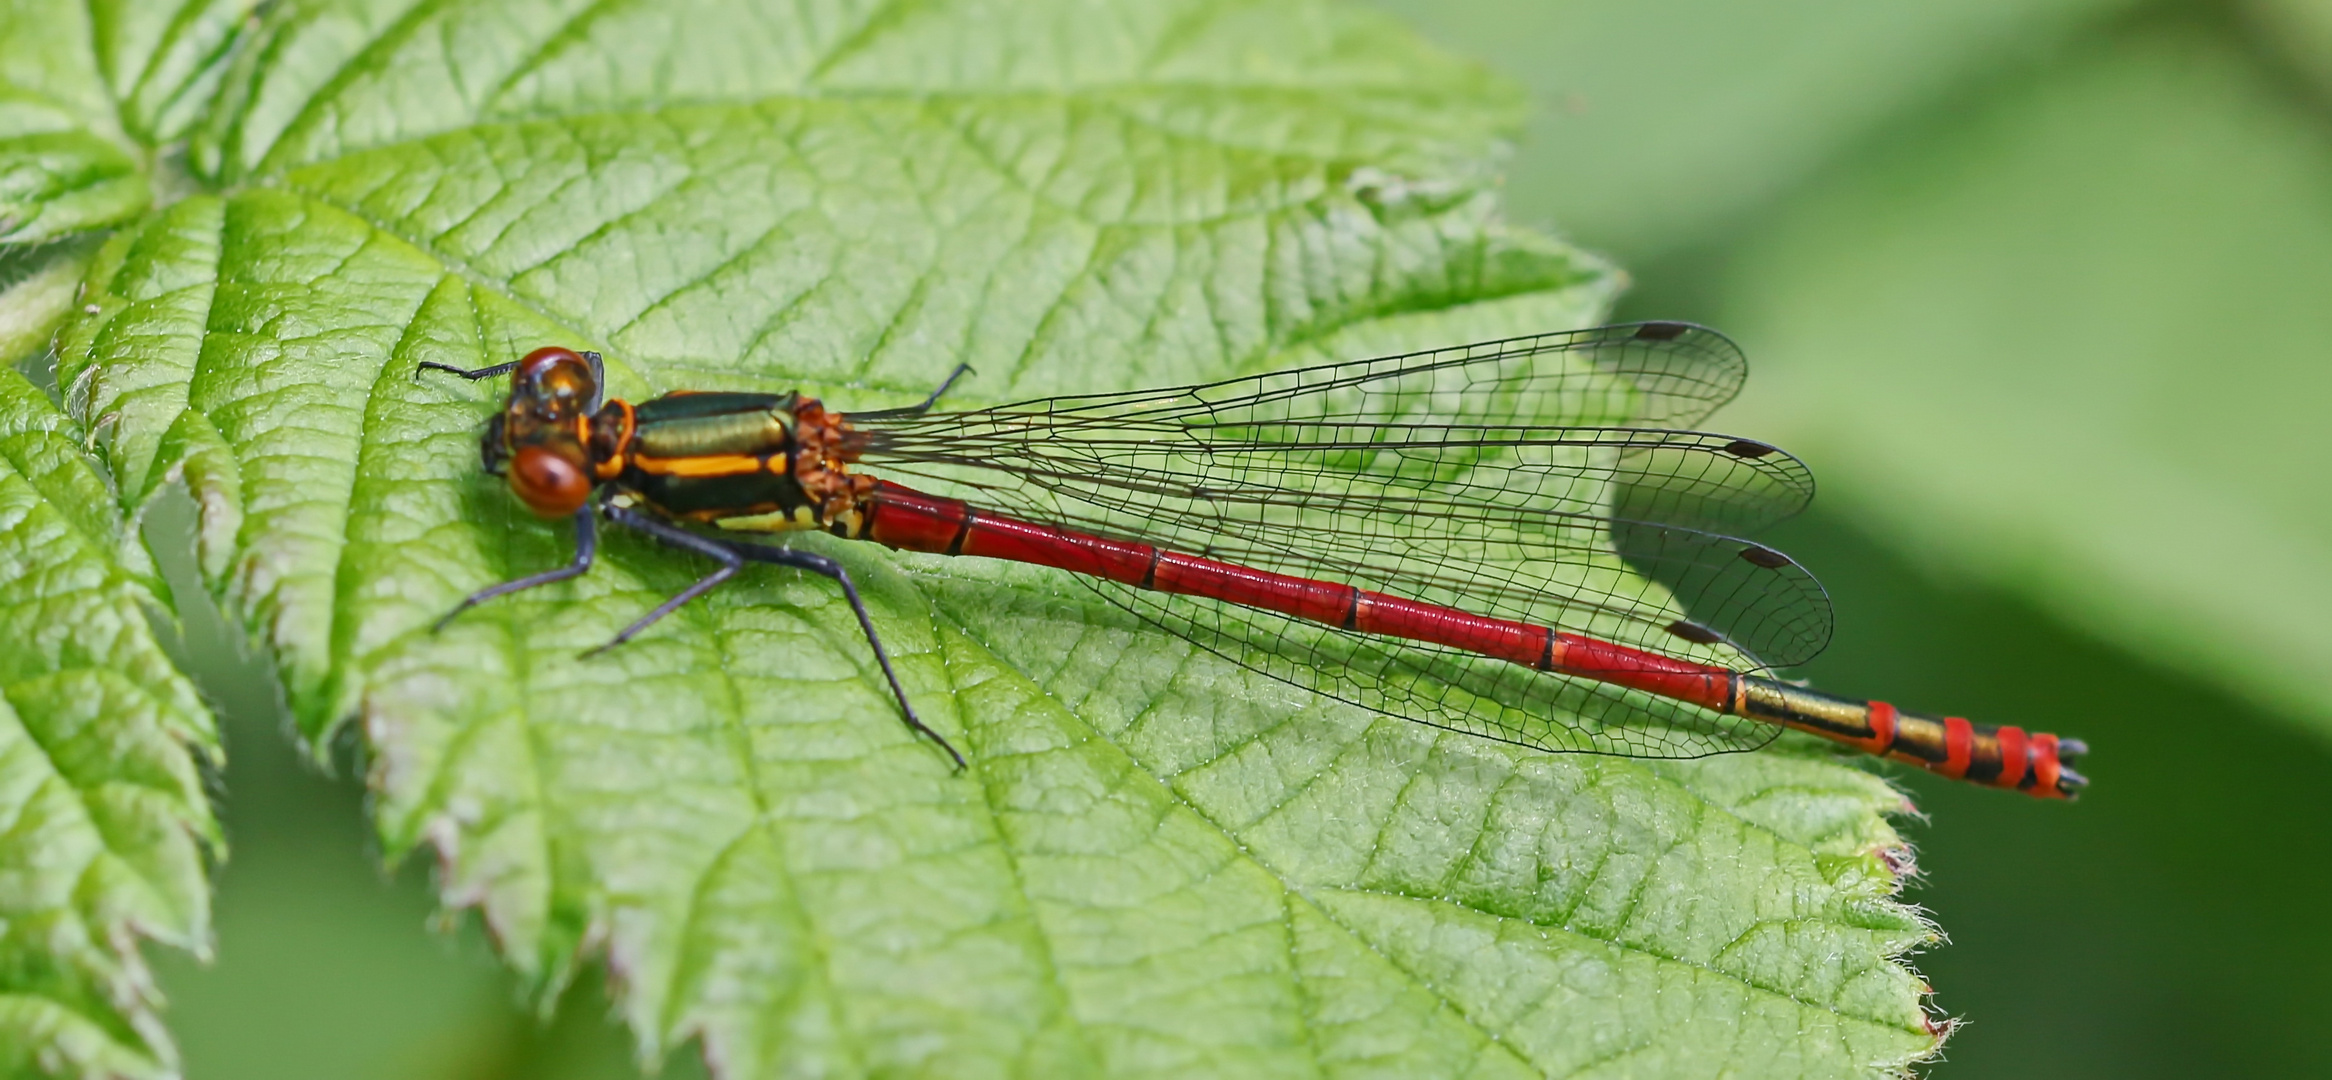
632,453,764,477
790,397,875,520
593,400,637,480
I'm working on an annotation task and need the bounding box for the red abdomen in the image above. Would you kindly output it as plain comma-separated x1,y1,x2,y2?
857,481,2085,797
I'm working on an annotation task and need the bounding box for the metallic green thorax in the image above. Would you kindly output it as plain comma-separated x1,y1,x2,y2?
630,392,798,457
613,391,829,529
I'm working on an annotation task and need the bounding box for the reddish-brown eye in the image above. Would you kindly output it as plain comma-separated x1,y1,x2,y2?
516,347,597,409
509,445,592,517
517,346,585,380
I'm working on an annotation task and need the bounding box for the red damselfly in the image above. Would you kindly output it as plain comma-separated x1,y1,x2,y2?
421,323,2086,797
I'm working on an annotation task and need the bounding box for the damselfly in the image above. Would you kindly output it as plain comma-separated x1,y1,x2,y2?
421,323,2086,797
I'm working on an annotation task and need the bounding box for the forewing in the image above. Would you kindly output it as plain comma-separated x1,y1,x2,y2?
848,322,1830,758
950,321,1747,429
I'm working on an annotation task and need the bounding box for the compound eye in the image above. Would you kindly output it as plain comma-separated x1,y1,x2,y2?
509,445,592,517
517,346,585,379
515,346,596,410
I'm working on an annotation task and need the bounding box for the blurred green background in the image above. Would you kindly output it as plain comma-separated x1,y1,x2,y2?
150,1,2332,1077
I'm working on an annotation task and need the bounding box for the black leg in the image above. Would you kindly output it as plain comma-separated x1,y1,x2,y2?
417,359,519,382
421,351,605,408
602,504,965,769
847,363,975,420
433,508,597,631
582,513,742,655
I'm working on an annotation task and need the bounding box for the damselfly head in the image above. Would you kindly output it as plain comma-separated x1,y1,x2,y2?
497,346,603,518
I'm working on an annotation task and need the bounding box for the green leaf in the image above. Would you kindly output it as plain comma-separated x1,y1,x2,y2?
0,238,101,387
0,0,253,241
1715,24,2332,741
30,0,1939,1074
0,365,219,1079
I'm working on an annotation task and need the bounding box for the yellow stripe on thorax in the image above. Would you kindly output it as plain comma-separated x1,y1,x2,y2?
630,453,763,477
714,504,824,532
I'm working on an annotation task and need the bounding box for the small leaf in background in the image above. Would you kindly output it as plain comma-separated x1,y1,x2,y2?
12,0,1941,1075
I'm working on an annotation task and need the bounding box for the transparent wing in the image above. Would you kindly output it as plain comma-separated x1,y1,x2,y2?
962,321,1752,430
846,322,1831,759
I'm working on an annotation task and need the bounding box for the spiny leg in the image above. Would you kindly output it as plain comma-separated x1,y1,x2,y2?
582,512,741,656
432,508,598,631
416,359,517,382
418,351,604,404
847,363,976,420
602,504,965,768
735,545,966,770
